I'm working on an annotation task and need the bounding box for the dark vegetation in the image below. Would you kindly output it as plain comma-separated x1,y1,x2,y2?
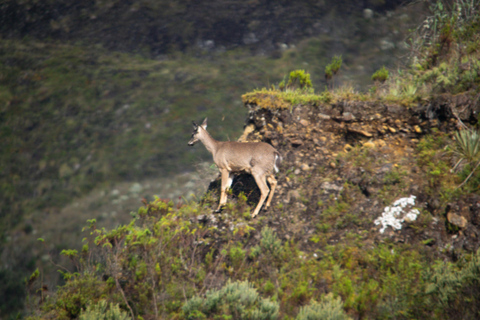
0,0,405,55
2,0,480,319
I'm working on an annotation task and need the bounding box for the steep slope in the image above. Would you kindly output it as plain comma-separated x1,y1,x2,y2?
238,90,480,254
26,91,480,320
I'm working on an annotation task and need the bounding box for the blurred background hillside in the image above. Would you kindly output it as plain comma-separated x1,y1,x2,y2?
0,0,428,317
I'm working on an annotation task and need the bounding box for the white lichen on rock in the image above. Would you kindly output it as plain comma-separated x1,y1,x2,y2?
374,195,420,233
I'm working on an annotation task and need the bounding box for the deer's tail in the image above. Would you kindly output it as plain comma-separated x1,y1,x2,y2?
274,151,282,173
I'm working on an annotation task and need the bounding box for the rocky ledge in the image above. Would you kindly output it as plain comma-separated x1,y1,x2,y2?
204,92,480,258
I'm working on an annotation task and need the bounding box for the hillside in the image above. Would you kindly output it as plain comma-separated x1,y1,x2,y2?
24,87,480,319
0,2,428,316
0,0,406,55
8,0,480,319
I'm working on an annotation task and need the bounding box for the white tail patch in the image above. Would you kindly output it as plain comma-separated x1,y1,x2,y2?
274,154,280,173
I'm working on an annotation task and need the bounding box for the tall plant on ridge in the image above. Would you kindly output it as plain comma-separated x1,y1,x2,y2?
325,55,342,89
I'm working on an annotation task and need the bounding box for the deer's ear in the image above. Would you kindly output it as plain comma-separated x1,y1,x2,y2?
201,118,208,129
192,121,198,129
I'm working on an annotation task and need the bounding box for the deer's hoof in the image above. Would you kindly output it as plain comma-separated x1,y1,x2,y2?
214,208,222,213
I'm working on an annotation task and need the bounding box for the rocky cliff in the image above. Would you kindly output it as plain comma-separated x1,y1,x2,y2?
204,91,480,258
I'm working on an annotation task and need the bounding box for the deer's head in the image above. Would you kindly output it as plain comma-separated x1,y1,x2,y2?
188,118,208,146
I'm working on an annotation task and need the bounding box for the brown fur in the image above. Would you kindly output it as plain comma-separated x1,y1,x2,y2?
188,118,281,217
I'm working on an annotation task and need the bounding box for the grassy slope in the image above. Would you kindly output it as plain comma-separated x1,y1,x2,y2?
22,3,480,319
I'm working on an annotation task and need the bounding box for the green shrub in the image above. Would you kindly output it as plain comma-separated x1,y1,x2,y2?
325,55,342,81
425,249,480,318
452,129,480,188
286,70,312,90
454,129,480,165
295,293,351,320
371,66,389,82
79,300,131,320
229,245,246,270
259,227,282,259
182,280,279,320
48,273,106,318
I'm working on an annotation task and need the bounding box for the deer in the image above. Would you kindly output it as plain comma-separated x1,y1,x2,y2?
188,118,282,218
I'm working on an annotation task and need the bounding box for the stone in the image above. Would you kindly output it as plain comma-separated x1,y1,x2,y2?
388,127,397,133
321,181,343,192
301,163,310,171
363,8,374,19
290,139,304,147
197,215,208,222
344,144,353,151
342,112,355,121
299,119,310,127
363,141,375,148
348,127,373,137
329,162,336,168
238,124,255,142
447,212,468,228
413,125,422,133
377,163,393,174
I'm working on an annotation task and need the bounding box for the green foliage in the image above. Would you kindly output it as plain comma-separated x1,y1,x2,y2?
295,293,351,320
453,129,480,165
44,273,106,319
79,300,131,320
374,0,480,102
61,249,79,259
242,88,335,110
28,193,449,320
452,129,480,188
325,55,342,81
286,70,313,91
425,249,480,318
371,66,389,82
229,245,246,271
417,133,457,200
182,280,279,320
259,227,282,259
27,269,39,287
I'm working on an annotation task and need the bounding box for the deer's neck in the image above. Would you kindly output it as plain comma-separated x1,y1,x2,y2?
200,130,219,155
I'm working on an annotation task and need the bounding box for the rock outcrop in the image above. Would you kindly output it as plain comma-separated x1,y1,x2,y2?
207,92,480,256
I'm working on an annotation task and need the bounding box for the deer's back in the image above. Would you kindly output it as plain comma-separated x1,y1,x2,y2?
214,141,277,173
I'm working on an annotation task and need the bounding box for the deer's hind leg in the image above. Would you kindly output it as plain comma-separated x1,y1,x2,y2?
251,172,270,218
215,169,233,213
265,174,277,210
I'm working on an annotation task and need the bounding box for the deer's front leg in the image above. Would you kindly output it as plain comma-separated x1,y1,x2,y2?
215,170,232,213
